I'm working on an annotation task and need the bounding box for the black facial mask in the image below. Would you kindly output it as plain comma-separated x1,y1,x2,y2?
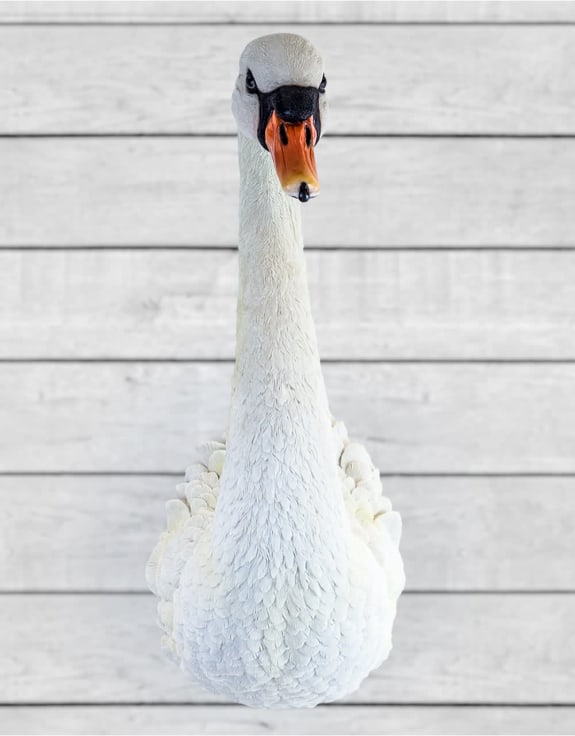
255,85,322,151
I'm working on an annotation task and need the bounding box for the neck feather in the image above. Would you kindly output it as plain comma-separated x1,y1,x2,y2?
212,133,344,557
234,132,322,384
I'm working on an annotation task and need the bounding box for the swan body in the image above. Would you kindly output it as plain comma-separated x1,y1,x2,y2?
147,33,405,708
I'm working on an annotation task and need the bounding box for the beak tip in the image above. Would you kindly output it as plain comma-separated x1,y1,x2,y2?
285,180,320,202
298,182,311,202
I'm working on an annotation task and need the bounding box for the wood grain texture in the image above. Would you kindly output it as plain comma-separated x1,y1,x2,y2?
2,475,573,592
0,593,573,704
2,248,574,360
1,362,574,474
3,24,575,134
1,1,574,24
3,705,575,736
3,137,575,247
2,0,573,727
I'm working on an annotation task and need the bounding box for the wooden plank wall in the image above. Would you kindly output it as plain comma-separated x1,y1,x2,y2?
1,1,574,734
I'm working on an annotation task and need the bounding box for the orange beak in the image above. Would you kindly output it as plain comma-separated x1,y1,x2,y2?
264,111,320,202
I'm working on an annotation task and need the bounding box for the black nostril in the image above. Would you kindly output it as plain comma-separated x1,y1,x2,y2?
305,125,312,148
279,123,288,146
298,182,310,202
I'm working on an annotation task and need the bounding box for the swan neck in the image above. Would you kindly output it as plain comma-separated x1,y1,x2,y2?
234,132,320,374
238,132,304,265
216,132,336,499
210,132,345,566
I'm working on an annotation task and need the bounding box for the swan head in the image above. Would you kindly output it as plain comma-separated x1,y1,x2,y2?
232,33,327,202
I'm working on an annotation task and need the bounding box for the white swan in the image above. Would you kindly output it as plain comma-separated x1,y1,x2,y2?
146,33,405,709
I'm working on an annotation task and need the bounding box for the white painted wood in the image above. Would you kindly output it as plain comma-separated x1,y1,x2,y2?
1,475,573,592
3,138,574,247
0,593,572,703
2,248,574,360
1,1,573,24
4,705,575,736
1,363,574,474
1,2,573,723
3,25,575,134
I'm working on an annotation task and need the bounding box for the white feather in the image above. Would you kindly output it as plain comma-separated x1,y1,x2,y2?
147,33,404,709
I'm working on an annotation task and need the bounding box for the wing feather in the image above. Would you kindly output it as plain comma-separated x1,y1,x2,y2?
332,418,405,598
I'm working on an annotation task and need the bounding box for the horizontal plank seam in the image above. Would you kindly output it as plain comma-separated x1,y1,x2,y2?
2,20,575,27
2,471,574,478
1,358,575,365
4,245,575,252
2,133,575,139
1,702,574,708
0,591,572,596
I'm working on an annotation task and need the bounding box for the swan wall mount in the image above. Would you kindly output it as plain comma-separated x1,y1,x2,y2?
146,33,405,709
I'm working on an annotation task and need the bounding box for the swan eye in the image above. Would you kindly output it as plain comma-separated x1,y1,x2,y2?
319,75,327,93
246,69,258,94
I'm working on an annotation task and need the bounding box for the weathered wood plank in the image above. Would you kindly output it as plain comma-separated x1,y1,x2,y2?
1,363,574,474
0,593,572,703
2,475,573,592
3,25,575,134
1,1,573,24
3,138,574,247
3,704,575,736
2,249,574,360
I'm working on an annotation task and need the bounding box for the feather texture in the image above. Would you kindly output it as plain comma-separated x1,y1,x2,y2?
146,419,405,707
147,33,404,708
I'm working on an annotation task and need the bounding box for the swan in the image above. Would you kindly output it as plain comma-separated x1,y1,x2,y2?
146,32,405,709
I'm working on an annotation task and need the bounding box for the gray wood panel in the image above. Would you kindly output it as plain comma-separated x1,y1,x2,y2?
1,1,574,24
1,0,573,728
3,25,575,134
1,362,574,474
3,704,575,736
3,249,574,360
2,475,573,592
3,138,574,247
0,593,572,704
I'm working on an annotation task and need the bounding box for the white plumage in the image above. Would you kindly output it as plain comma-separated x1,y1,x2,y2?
147,33,405,708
